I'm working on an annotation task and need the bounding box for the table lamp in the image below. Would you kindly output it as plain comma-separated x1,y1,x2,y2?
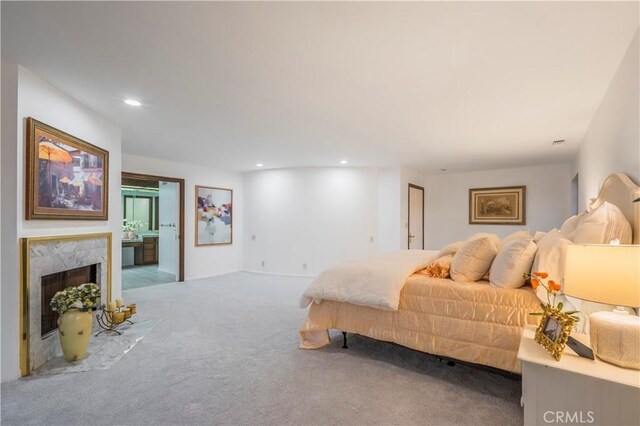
564,244,640,369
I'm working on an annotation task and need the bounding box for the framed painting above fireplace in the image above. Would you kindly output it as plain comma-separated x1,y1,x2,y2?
25,117,109,220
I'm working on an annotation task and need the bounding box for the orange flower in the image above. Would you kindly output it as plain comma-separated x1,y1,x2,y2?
533,272,548,279
531,278,540,290
549,280,561,291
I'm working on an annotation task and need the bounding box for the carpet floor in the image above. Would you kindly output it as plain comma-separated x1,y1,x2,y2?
1,272,523,426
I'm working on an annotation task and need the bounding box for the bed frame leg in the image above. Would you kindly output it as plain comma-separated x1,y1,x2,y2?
342,331,348,349
436,356,455,367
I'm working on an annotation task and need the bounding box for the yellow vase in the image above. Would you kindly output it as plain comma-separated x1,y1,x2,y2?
58,309,93,362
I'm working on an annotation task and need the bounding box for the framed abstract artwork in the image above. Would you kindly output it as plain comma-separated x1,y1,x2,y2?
195,185,233,246
469,186,525,225
25,117,109,220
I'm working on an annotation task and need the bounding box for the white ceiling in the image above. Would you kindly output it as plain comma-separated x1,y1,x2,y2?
2,2,638,173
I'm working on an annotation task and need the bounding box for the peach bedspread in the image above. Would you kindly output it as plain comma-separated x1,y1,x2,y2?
299,273,541,373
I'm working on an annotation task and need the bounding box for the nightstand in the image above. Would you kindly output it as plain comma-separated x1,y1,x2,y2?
517,325,640,426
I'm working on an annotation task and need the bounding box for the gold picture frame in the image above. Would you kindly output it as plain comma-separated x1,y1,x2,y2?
534,306,577,361
469,186,525,225
25,117,109,220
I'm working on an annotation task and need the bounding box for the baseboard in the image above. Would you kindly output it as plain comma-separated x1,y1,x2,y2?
242,269,316,278
186,270,244,281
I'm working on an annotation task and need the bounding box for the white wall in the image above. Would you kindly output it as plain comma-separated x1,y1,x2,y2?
1,65,122,383
243,163,570,270
1,63,20,384
377,168,402,252
424,163,573,249
243,168,378,275
122,154,243,280
573,30,640,208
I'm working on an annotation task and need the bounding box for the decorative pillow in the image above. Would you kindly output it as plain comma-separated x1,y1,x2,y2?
572,202,632,244
450,236,498,282
490,238,537,289
467,232,501,248
418,255,453,278
531,231,572,289
533,231,547,243
529,232,587,331
559,212,586,240
499,231,532,250
436,241,462,259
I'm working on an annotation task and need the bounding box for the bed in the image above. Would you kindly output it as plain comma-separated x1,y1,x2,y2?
299,173,640,374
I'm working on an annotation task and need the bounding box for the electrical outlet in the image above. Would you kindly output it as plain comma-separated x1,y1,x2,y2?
252,234,256,241
303,263,307,270
369,236,374,243
261,260,265,267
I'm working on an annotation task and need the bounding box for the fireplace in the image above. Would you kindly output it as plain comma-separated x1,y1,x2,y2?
41,264,99,337
20,233,112,376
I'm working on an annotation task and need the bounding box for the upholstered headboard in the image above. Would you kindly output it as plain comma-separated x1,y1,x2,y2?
589,173,640,244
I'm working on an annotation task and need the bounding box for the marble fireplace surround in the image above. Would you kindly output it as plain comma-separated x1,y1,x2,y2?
20,233,112,376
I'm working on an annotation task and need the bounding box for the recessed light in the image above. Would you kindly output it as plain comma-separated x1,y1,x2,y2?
340,160,348,164
124,99,141,107
256,163,264,167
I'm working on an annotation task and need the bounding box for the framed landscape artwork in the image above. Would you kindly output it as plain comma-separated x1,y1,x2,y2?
469,186,525,225
25,118,109,220
196,185,233,246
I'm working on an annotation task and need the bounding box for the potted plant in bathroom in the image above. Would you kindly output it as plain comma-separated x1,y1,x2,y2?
50,283,101,362
122,219,144,239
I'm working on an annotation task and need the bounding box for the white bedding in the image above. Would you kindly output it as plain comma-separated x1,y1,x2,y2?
299,250,437,311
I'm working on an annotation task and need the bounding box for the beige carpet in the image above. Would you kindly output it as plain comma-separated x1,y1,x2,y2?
1,272,523,425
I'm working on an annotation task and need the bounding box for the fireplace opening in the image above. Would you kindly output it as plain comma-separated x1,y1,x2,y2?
41,264,99,337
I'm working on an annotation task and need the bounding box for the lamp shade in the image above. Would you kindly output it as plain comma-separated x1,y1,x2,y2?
564,244,640,308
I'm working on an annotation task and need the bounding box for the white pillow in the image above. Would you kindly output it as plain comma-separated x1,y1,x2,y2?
467,232,501,248
490,238,537,289
499,231,532,250
573,202,632,244
533,231,547,243
559,212,585,240
450,236,498,282
531,231,572,287
529,232,585,331
436,241,462,258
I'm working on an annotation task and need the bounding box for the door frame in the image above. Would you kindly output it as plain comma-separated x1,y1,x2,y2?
122,171,185,282
407,183,425,249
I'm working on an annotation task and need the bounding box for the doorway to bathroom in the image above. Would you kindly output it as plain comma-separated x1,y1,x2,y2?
121,172,185,290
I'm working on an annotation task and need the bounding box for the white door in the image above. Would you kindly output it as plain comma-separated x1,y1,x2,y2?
158,181,179,277
408,184,424,249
